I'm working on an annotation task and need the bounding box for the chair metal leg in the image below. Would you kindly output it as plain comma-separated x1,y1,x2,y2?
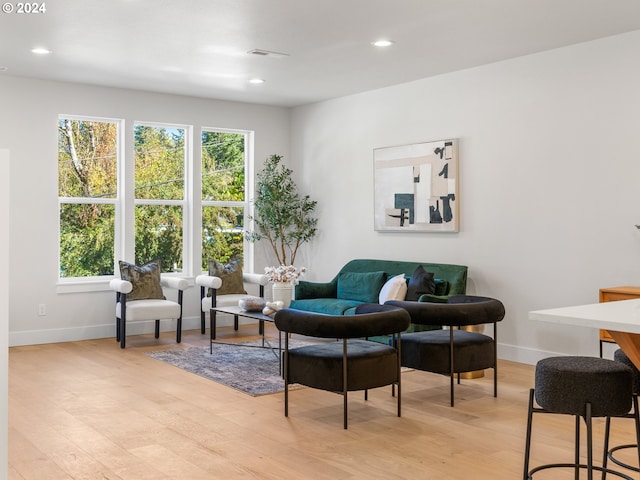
283,335,289,418
120,297,127,348
493,321,498,397
449,328,455,407
397,333,402,417
120,317,126,348
343,339,348,429
200,310,205,334
177,290,183,343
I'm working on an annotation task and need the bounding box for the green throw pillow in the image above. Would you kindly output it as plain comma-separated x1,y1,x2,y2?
208,259,247,295
337,271,386,303
119,260,164,301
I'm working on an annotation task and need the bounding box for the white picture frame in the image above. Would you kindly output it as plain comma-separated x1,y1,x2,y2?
374,139,459,232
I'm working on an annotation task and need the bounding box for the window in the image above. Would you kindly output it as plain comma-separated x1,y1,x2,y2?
57,117,252,285
58,116,121,278
201,129,248,269
134,123,189,273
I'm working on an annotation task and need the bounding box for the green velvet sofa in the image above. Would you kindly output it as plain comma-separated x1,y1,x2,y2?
290,259,468,316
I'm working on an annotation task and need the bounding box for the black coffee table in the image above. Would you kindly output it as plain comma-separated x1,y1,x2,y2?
209,305,280,356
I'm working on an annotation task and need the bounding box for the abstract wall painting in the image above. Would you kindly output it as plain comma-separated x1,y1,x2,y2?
374,139,459,232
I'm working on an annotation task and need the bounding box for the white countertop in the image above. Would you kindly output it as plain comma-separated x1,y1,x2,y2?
529,298,640,335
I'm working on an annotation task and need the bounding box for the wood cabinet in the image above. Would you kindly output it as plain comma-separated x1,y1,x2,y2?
599,286,640,344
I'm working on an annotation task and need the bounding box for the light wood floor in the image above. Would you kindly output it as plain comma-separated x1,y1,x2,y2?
8,325,640,479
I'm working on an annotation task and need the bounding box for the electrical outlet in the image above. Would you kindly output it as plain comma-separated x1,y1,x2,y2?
38,304,46,316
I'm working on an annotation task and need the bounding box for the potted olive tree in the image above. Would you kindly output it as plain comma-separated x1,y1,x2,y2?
245,154,318,306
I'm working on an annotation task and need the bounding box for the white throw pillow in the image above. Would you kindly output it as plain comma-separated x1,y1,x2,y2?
378,274,408,304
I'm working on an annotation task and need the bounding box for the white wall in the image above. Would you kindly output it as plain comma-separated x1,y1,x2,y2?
291,30,640,364
0,76,291,346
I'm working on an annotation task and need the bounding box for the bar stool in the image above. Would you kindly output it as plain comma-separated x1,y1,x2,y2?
602,348,640,475
523,356,634,480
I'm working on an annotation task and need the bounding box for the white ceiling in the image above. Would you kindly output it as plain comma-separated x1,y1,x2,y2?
2,0,640,107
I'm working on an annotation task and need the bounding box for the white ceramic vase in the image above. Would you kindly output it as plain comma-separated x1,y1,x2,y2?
272,281,293,308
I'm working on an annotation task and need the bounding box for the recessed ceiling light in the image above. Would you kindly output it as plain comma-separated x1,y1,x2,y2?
249,78,265,84
31,47,52,55
372,40,394,47
0,66,7,72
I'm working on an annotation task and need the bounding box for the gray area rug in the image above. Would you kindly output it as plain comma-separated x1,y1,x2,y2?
146,339,305,396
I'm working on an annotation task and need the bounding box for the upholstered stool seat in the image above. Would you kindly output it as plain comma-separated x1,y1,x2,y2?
603,349,640,475
523,356,635,480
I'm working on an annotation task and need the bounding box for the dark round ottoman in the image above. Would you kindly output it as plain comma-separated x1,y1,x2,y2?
603,349,640,474
523,356,634,480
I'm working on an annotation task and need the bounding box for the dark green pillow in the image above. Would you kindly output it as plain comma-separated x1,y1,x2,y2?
406,265,435,301
208,259,247,295
119,260,164,301
337,271,386,303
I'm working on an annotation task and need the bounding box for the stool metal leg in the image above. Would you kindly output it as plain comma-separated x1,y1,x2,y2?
603,415,612,478
605,395,640,475
576,413,582,480
636,395,640,473
523,388,535,480
523,392,633,480
586,402,593,480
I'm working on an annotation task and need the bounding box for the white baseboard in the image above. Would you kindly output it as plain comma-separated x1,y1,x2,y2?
497,342,559,366
8,313,262,347
497,340,618,366
10,324,607,366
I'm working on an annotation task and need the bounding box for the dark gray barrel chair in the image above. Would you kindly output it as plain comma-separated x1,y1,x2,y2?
387,295,506,406
274,304,411,429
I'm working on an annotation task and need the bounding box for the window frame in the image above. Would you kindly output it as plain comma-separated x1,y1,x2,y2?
57,114,124,290
56,118,255,294
200,127,253,272
132,121,192,275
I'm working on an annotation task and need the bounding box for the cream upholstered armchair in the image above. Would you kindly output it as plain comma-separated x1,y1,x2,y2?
109,260,189,348
195,259,269,336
